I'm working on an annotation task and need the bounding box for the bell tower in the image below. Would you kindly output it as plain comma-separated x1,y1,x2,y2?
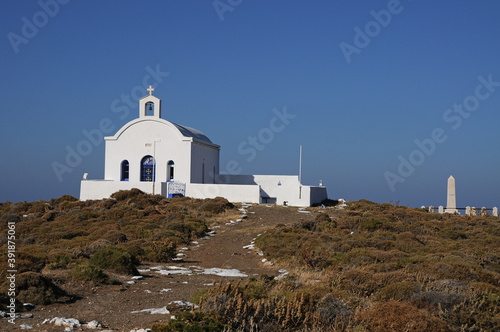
139,85,161,118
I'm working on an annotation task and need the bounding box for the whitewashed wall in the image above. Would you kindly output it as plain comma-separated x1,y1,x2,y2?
80,180,156,200
190,141,220,184
185,183,261,203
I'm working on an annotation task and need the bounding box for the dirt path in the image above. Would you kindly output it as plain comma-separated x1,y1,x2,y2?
2,205,313,331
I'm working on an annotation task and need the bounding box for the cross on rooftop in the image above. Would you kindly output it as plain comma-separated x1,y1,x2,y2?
147,85,154,95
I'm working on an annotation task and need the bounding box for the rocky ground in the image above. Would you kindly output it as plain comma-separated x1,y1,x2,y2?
1,204,314,331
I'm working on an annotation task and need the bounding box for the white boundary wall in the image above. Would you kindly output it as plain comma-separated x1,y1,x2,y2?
80,175,327,207
185,183,261,204
80,180,157,200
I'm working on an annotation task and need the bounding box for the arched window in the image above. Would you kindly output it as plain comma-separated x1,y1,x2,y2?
141,155,156,182
145,102,154,116
167,160,174,181
121,160,129,181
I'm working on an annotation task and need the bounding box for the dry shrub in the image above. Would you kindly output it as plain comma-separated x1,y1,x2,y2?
14,251,46,274
198,280,318,331
198,197,234,215
375,281,418,301
110,188,145,201
86,239,114,255
357,300,449,332
316,294,350,324
47,250,77,270
3,272,70,305
102,229,127,244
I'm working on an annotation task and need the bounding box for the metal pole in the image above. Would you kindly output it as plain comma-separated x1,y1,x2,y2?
153,140,156,195
299,145,302,199
299,145,302,184
153,139,161,195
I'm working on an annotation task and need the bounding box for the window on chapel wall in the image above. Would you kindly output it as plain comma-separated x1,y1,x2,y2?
121,160,129,181
141,156,156,182
167,160,174,181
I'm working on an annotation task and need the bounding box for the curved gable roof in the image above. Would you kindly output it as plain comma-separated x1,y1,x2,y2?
106,118,218,147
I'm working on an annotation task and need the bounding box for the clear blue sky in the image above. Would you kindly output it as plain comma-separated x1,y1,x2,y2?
1,0,499,208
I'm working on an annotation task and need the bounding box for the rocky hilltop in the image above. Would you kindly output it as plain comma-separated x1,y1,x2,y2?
0,191,498,331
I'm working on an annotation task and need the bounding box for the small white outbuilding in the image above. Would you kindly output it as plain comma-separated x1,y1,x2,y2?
80,87,327,206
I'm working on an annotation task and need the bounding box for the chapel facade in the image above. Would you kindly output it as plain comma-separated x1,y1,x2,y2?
80,87,327,206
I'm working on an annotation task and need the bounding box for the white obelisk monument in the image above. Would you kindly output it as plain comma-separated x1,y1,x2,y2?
445,175,459,214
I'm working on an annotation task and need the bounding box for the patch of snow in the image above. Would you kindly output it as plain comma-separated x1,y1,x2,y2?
86,320,102,329
181,247,189,250
201,268,248,277
20,324,33,330
262,258,267,263
130,329,151,332
155,266,192,276
160,288,172,293
144,290,152,293
257,251,264,256
176,253,186,257
44,317,81,328
172,257,184,261
132,276,144,280
182,281,188,284
242,244,255,250
137,269,150,273
127,281,135,284
131,306,170,315
276,269,289,280
169,300,199,309
191,241,199,244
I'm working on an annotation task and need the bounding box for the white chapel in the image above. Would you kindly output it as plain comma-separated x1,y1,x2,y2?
80,87,327,206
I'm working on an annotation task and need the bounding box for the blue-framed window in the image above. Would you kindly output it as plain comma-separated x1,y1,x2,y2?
121,160,129,181
141,155,156,182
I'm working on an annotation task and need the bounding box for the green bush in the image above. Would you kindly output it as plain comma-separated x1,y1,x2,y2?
47,250,76,270
70,262,110,284
89,247,139,275
361,217,385,231
146,237,177,262
152,312,226,332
